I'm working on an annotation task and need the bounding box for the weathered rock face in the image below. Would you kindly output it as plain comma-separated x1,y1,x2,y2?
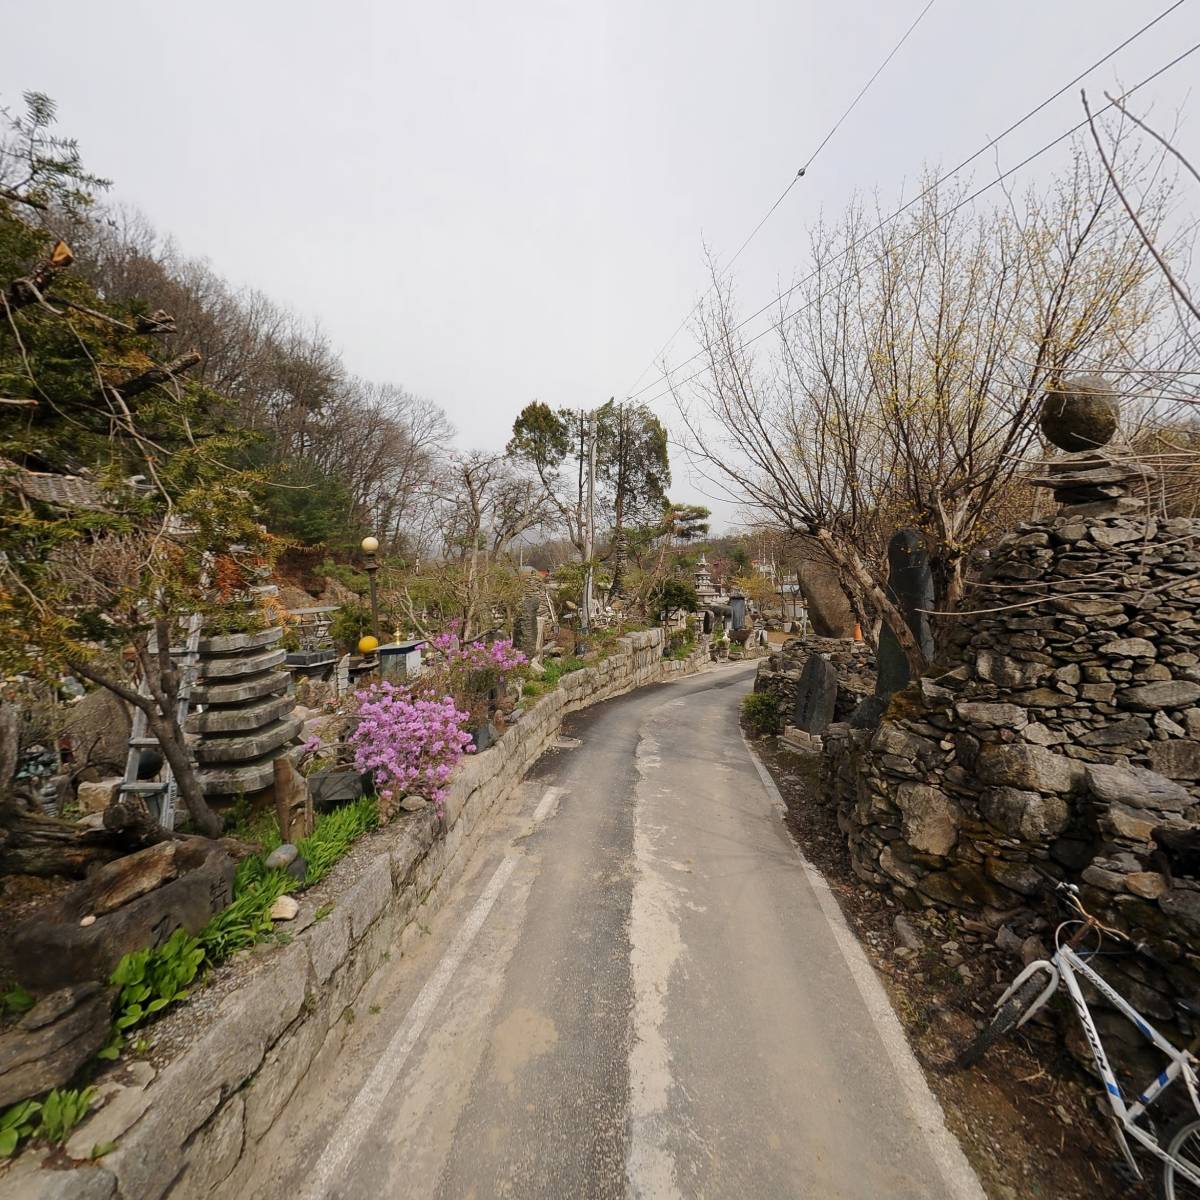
792,655,838,734
0,983,116,1106
62,689,132,779
796,558,857,638
10,840,235,991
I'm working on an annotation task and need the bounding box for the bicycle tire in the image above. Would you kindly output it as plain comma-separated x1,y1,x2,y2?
955,975,1046,1069
1158,1114,1200,1199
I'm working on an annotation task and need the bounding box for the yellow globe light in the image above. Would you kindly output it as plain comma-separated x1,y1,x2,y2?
358,635,380,654
361,535,380,554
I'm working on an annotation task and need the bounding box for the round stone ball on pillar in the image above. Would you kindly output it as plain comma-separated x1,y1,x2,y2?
1039,375,1119,452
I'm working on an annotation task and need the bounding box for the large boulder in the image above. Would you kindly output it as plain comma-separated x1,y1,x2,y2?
1039,375,1119,452
62,689,132,779
796,558,856,639
0,983,115,1106
10,840,235,992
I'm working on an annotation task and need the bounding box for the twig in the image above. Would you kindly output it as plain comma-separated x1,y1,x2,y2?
1082,88,1200,326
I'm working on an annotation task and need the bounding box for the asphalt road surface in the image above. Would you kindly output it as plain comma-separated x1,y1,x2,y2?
252,661,983,1200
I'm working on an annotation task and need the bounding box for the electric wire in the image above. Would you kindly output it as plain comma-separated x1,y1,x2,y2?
634,39,1200,410
620,0,939,401
627,0,1193,406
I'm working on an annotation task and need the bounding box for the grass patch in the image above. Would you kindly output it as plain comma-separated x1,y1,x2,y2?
740,691,781,737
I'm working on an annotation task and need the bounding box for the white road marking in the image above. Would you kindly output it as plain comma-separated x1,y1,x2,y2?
532,785,564,824
741,732,988,1200
302,783,571,1199
626,729,685,1200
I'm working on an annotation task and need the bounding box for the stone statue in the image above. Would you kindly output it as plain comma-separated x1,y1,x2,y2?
873,528,935,701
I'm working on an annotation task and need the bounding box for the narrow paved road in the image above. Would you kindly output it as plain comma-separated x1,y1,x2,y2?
253,663,982,1200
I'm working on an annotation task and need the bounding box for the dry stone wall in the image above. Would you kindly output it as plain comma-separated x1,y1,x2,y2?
754,636,875,726
5,630,706,1200
825,505,1200,1025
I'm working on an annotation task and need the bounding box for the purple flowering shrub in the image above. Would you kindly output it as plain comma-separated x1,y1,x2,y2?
350,681,474,820
421,626,528,714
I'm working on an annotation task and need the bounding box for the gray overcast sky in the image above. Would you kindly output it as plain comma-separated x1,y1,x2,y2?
4,1,1199,528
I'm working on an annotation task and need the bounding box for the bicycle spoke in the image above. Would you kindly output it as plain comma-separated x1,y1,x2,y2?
1170,1127,1200,1198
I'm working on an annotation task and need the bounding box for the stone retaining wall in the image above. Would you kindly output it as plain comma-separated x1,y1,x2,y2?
824,506,1200,1062
7,629,707,1200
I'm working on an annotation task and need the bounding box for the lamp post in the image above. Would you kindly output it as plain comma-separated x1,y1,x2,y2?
361,535,381,644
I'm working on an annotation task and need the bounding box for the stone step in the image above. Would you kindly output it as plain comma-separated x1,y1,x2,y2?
197,646,287,680
198,625,284,656
186,692,295,734
194,716,302,766
192,669,291,706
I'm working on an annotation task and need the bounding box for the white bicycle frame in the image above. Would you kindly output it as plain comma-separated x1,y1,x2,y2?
995,943,1200,1184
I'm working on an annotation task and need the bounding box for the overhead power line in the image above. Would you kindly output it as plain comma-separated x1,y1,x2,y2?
620,0,940,401
635,39,1200,410
627,0,1193,406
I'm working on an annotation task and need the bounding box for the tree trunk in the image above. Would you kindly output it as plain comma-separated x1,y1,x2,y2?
0,705,175,877
0,802,121,876
115,351,202,399
144,706,222,839
69,639,224,840
813,528,928,677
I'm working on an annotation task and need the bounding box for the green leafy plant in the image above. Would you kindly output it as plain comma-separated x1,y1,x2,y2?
538,656,587,689
741,691,781,737
1,984,35,1018
0,1099,41,1158
298,795,378,885
36,1087,96,1144
198,872,289,963
109,928,205,1036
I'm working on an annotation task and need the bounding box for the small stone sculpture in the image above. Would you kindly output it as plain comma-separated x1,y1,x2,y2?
1039,374,1119,452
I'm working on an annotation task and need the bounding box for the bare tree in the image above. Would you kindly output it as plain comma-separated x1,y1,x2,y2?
676,138,1179,672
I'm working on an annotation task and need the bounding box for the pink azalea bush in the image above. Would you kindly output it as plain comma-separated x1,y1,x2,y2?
350,681,474,819
422,626,528,711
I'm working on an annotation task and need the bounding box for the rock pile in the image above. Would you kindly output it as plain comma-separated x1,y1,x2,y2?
824,450,1200,1025
754,636,875,729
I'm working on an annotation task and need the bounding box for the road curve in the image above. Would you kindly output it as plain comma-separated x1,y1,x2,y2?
250,662,982,1200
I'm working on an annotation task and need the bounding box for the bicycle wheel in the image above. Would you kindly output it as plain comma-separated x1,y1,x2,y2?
1158,1115,1200,1199
955,975,1046,1069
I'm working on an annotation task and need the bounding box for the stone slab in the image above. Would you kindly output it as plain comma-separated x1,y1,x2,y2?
192,669,291,706
196,755,278,796
194,716,302,765
197,646,287,681
792,654,838,734
185,692,295,734
197,626,284,655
